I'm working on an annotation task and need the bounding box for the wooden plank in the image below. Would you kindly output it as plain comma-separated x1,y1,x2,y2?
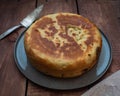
77,0,120,41
0,0,36,96
27,81,88,96
37,0,77,17
77,0,120,90
77,0,120,71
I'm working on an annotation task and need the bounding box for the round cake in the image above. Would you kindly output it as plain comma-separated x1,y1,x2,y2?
24,13,102,78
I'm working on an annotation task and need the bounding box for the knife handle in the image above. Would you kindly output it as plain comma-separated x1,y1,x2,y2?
0,25,22,40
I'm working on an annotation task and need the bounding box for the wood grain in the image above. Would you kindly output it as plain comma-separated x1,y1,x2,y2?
0,0,36,96
77,0,120,75
76,0,120,88
0,0,119,96
37,0,77,17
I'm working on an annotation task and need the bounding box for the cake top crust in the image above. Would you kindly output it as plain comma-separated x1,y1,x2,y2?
24,13,102,60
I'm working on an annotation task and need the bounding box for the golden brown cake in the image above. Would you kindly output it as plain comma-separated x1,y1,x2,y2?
24,13,102,78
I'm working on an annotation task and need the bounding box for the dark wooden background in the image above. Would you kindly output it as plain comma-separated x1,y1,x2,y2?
0,0,120,96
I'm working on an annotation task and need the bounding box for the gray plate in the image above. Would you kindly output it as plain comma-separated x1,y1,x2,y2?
14,30,112,90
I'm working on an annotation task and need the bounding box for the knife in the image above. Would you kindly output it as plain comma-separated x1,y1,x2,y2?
0,4,44,40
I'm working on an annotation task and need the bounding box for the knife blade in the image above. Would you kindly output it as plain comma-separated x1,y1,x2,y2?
0,4,44,40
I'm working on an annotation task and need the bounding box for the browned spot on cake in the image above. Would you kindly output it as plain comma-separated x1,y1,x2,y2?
96,47,101,59
56,14,82,27
85,36,94,46
48,26,58,36
84,29,97,46
82,68,89,73
81,22,92,29
35,17,55,29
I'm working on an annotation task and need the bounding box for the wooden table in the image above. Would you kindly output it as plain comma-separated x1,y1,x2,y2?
0,0,120,96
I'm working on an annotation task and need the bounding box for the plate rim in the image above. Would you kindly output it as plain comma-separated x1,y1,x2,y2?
14,29,112,90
